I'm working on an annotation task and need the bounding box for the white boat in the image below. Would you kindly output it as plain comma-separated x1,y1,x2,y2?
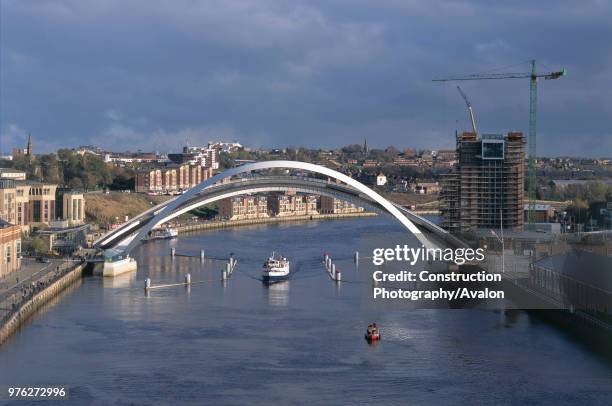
144,228,178,241
262,252,290,282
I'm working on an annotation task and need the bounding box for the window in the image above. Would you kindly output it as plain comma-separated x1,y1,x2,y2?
33,200,41,222
5,244,11,273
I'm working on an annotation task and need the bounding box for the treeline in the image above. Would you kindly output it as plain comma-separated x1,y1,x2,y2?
539,182,612,203
0,150,133,190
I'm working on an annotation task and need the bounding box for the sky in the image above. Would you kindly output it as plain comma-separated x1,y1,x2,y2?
1,0,611,157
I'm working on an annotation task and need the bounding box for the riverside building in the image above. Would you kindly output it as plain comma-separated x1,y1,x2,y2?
218,195,269,220
440,131,525,233
135,163,213,194
268,192,318,217
0,219,21,277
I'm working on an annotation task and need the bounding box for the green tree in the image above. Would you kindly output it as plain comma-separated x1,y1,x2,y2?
39,154,61,183
24,236,48,255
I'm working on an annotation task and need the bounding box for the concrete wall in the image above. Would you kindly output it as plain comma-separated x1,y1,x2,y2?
0,262,85,346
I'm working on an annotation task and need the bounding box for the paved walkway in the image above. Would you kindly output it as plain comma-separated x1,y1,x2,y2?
0,258,64,293
0,258,78,322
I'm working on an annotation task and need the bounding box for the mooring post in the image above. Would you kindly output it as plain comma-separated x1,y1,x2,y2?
222,269,227,280
354,251,359,265
331,263,336,279
336,269,342,282
171,248,176,257
185,273,191,285
145,278,151,290
200,250,205,261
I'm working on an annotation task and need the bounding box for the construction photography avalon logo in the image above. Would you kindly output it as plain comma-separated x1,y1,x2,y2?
0,0,611,404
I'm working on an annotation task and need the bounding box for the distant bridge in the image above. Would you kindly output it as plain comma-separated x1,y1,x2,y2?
95,161,464,255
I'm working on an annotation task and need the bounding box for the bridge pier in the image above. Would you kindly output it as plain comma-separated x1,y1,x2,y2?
102,252,138,277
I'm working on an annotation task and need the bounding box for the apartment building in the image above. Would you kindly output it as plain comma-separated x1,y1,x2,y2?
268,192,318,216
440,131,525,233
218,195,269,220
319,196,364,214
168,145,220,170
135,164,212,193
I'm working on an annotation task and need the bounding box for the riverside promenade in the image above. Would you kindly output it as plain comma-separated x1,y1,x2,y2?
172,212,377,235
0,258,86,345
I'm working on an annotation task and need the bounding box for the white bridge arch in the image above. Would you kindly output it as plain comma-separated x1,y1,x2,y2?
119,161,436,254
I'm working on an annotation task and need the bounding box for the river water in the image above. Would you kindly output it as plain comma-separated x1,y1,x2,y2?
1,217,612,405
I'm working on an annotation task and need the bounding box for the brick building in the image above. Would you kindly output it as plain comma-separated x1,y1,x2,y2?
0,219,21,277
319,196,364,214
218,195,269,220
135,164,212,193
268,192,318,216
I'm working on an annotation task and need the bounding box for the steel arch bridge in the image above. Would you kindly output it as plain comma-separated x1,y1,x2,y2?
95,161,463,254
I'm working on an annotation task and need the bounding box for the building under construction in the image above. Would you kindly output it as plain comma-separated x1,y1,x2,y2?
440,131,525,233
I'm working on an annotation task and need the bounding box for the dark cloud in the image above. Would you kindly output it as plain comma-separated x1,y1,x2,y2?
1,0,611,156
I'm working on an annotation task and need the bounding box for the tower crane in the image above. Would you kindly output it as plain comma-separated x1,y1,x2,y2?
433,60,566,226
456,85,478,135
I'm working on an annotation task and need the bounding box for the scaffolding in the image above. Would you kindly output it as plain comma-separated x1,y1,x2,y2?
441,131,525,233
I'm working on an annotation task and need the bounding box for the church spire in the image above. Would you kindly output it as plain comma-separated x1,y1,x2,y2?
363,137,368,155
26,133,33,157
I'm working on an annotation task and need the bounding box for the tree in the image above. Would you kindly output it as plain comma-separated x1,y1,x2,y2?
57,149,112,190
39,154,61,183
24,236,48,255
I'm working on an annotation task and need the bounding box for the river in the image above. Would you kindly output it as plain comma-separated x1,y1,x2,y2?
1,217,611,405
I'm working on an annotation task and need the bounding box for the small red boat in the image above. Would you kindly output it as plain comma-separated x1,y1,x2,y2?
365,323,381,342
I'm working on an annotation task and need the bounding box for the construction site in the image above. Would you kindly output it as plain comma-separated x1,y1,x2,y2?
434,60,566,233
440,131,525,233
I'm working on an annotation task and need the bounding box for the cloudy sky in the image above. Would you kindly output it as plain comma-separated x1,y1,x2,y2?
1,0,611,156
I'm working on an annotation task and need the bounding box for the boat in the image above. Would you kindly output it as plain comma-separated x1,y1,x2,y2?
365,323,381,342
262,252,290,282
144,228,178,241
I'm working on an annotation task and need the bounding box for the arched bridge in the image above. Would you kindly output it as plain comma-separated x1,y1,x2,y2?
95,161,465,255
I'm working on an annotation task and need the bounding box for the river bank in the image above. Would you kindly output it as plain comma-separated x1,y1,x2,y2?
172,212,377,234
2,217,611,404
0,261,86,346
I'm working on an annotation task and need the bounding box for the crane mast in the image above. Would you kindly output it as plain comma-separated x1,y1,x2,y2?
433,60,566,228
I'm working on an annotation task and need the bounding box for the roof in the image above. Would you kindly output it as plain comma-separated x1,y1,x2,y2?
37,224,89,234
0,218,18,229
534,250,612,292
0,168,26,174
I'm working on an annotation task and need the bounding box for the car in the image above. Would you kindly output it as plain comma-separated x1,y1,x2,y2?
37,257,50,264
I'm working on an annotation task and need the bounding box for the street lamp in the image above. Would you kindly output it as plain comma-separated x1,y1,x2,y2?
490,229,505,273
